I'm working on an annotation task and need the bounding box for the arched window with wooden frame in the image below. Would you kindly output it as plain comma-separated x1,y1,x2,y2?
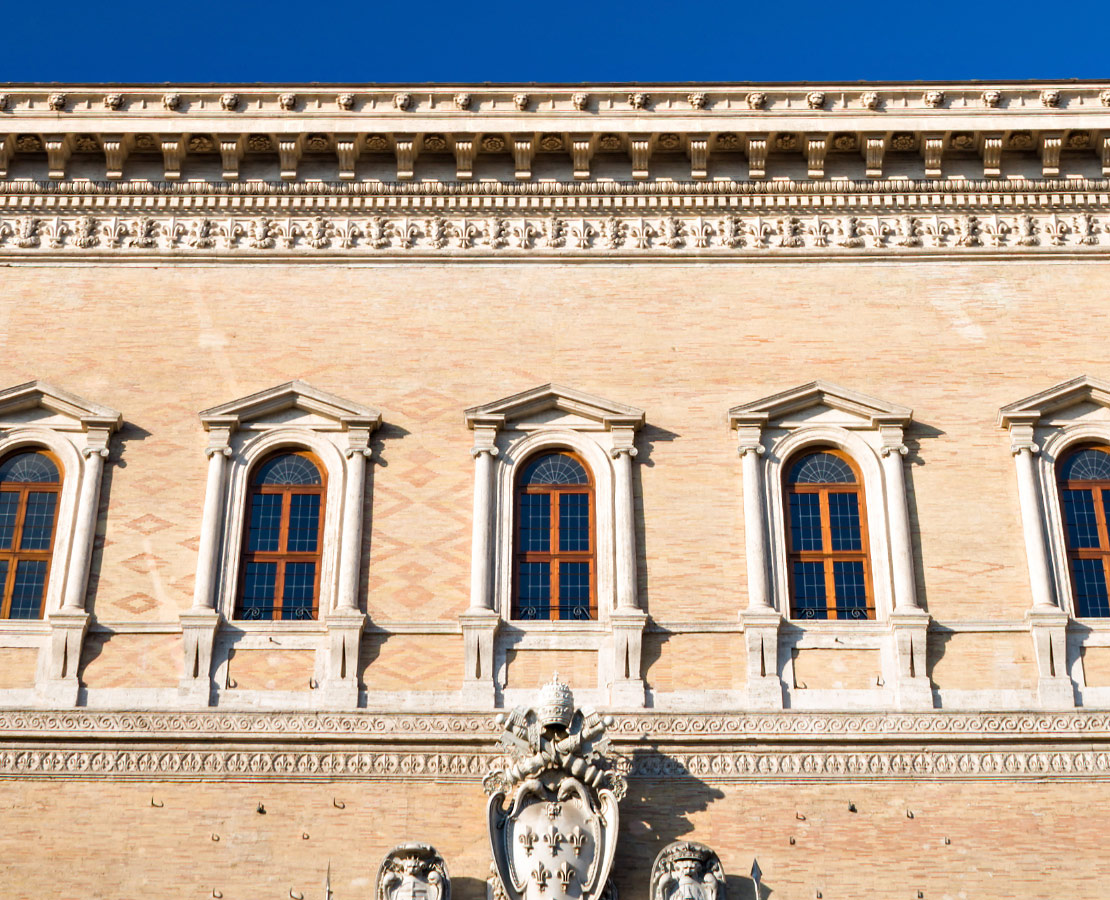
0,449,62,620
513,450,596,621
784,448,874,621
235,450,326,621
1057,445,1110,617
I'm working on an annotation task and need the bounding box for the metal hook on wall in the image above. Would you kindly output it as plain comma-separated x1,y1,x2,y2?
290,890,305,900
150,797,163,808
332,798,345,809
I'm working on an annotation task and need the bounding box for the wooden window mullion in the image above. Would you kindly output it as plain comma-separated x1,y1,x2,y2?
819,489,838,618
272,487,292,618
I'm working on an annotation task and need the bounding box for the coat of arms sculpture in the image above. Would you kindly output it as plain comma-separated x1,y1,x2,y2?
377,843,451,900
650,842,726,900
485,675,626,900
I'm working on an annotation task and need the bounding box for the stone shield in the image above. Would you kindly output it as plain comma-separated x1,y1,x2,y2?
489,775,619,900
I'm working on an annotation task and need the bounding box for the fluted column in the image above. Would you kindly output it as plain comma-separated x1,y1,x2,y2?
1013,442,1056,610
192,445,231,611
337,446,370,611
739,440,771,610
611,439,639,611
62,445,108,611
880,437,919,612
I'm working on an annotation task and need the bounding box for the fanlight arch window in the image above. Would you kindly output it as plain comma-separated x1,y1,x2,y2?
1057,445,1110,617
784,448,874,620
0,449,62,620
235,450,326,621
513,450,596,621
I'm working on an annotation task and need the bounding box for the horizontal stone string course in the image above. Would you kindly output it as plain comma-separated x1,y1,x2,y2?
3,748,1110,781
0,210,1106,255
3,711,1110,740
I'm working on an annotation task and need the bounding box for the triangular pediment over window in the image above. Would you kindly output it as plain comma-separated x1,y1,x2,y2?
199,381,381,432
0,380,121,432
729,380,912,430
465,384,645,432
998,375,1110,428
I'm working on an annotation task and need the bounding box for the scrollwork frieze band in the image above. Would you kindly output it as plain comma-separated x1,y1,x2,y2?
0,209,1105,257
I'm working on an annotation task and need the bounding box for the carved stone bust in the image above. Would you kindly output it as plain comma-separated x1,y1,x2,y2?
378,843,450,900
651,841,726,900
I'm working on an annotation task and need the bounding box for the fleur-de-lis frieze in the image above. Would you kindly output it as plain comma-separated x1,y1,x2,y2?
518,826,537,856
555,862,576,892
531,862,550,892
542,826,565,855
566,826,587,857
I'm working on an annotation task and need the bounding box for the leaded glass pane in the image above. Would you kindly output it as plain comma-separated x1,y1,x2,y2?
789,493,822,552
254,453,322,486
247,494,282,552
522,453,589,486
789,452,856,485
833,560,869,618
240,562,277,619
287,494,320,553
516,562,550,620
518,494,550,552
559,493,590,552
20,492,57,551
0,452,59,484
828,492,863,552
282,562,316,619
1062,489,1101,549
0,491,18,550
1072,558,1110,617
9,559,47,618
1061,448,1110,482
560,562,591,620
792,561,827,619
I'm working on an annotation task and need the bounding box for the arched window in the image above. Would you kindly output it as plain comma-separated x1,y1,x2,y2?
513,450,596,621
236,450,326,621
784,448,873,620
0,449,62,620
1057,445,1110,617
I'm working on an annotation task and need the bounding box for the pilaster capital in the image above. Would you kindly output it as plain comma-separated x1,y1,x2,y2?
471,444,500,459
1011,441,1040,457
737,442,764,458
82,445,110,460
204,444,233,459
880,443,909,458
609,445,639,460
609,425,638,459
343,425,374,460
734,422,766,458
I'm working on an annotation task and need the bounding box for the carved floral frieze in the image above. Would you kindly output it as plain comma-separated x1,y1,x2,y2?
1,747,1110,781
0,209,1102,257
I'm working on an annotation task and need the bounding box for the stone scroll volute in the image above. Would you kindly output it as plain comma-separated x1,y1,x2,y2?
378,843,451,900
485,675,627,900
650,842,726,900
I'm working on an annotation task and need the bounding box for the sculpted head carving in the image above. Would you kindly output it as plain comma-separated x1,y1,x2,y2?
279,92,297,111
514,93,530,111
220,92,240,111
572,92,589,111
47,93,66,111
337,93,355,110
746,91,767,110
923,89,945,108
982,89,1001,108
486,676,625,900
860,91,880,110
394,92,413,111
651,842,726,900
377,843,450,900
162,92,182,111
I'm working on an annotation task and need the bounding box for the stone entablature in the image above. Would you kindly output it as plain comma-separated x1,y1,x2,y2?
1,81,1109,187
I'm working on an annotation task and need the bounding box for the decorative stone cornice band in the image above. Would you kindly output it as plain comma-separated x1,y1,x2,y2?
2,748,1109,783
3,709,1110,741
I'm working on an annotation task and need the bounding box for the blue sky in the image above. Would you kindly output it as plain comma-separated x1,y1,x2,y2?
4,0,1106,84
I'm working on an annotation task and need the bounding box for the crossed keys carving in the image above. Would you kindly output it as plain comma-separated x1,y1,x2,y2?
532,862,551,893
519,827,537,856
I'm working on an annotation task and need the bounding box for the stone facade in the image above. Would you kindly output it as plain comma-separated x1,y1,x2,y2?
1,81,1110,898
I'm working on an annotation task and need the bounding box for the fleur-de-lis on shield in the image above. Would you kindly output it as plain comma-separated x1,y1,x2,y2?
543,826,564,855
556,862,576,892
532,862,550,893
518,826,537,856
566,826,586,857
